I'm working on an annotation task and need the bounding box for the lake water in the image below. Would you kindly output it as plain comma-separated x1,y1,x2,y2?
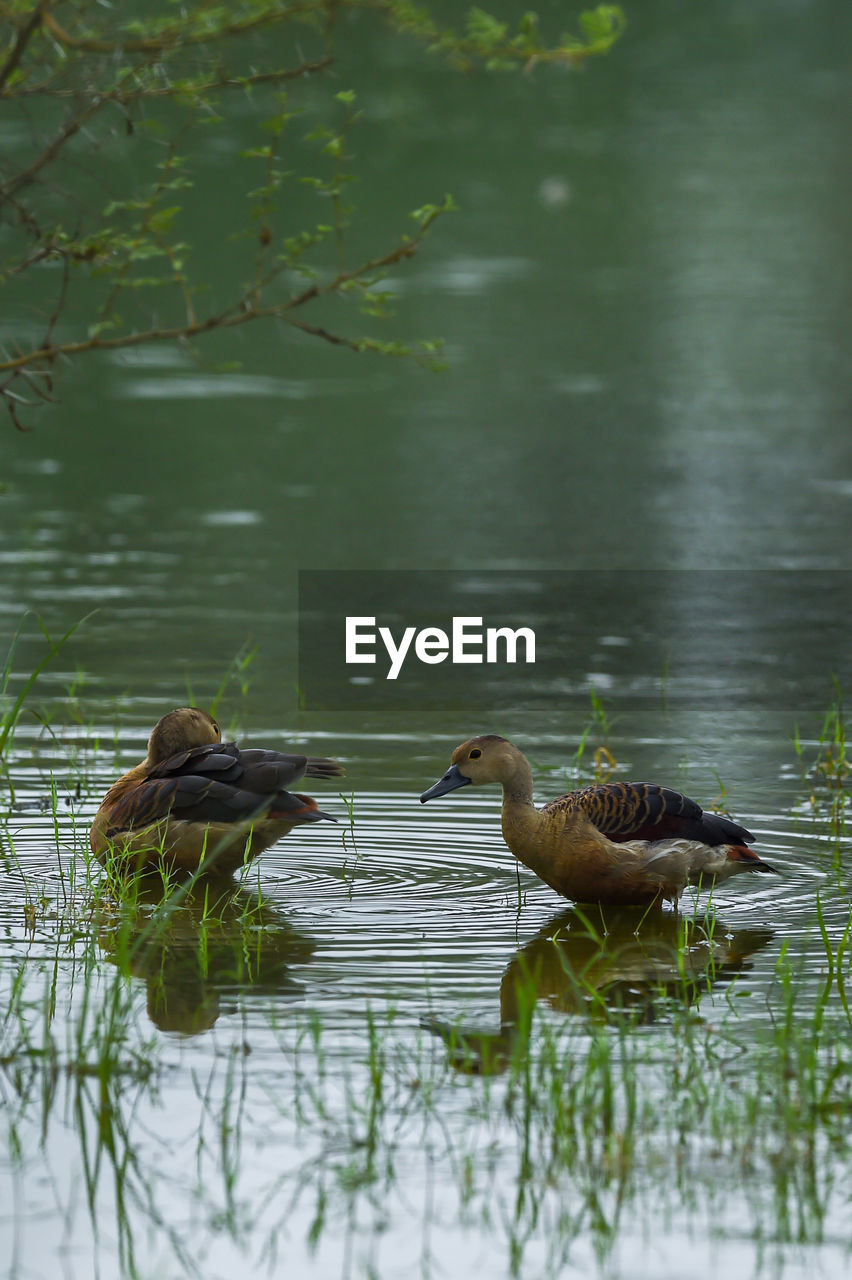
1,1,851,1277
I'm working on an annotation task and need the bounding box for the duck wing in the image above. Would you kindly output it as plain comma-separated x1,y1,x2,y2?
104,742,342,834
547,781,755,847
233,747,345,781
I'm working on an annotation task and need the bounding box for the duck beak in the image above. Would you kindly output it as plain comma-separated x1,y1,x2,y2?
420,763,472,803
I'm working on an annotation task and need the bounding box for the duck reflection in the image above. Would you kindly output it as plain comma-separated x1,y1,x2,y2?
424,906,773,1074
98,873,316,1035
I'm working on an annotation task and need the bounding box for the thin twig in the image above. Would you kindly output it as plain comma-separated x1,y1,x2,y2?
0,218,440,375
39,3,324,55
0,94,108,204
0,0,49,93
0,57,335,101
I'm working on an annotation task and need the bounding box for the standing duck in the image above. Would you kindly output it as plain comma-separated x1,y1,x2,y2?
420,735,775,907
90,707,344,874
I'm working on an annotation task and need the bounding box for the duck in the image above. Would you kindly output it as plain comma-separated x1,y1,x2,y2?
90,707,344,875
420,735,776,907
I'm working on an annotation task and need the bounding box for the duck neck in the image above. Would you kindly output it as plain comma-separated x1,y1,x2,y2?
499,757,573,892
501,752,535,807
499,757,542,851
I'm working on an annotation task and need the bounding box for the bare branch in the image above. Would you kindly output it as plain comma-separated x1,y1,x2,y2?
39,252,69,353
1,57,335,101
0,0,49,93
0,94,109,205
284,318,363,350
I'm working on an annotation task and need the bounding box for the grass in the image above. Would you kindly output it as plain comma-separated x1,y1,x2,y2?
792,681,850,872
187,638,259,733
2,853,850,1280
792,680,848,784
568,687,618,784
339,789,361,889
263,930,852,1277
0,612,94,779
0,833,321,1277
2,675,852,1278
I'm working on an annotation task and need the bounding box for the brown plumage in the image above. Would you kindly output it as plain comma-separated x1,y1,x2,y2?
420,734,775,907
90,708,344,874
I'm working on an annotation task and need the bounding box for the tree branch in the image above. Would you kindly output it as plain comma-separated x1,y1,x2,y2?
39,3,324,55
0,217,439,375
0,0,49,93
283,318,363,350
0,2,624,427
0,94,109,205
1,56,335,101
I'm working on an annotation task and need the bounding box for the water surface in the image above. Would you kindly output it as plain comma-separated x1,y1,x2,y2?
1,1,851,1276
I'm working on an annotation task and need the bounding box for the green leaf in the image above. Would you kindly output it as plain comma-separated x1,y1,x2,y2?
148,206,181,233
579,5,625,46
466,8,508,47
261,114,290,135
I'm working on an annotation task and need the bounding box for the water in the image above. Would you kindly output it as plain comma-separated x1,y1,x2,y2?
1,1,851,1276
1,710,846,1278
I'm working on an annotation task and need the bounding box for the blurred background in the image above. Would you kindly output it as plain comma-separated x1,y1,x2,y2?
1,0,849,747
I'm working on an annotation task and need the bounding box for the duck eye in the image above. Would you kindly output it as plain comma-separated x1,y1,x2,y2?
469,748,482,760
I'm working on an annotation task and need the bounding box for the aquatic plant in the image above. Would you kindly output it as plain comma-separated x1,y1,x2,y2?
0,613,92,764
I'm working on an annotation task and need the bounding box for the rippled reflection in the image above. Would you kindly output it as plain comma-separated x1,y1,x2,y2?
97,875,316,1035
424,906,774,1073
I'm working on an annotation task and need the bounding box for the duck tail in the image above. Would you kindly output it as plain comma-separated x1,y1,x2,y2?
268,793,337,823
304,756,345,780
727,844,777,874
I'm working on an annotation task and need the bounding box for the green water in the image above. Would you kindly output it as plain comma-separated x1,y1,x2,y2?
1,1,851,1277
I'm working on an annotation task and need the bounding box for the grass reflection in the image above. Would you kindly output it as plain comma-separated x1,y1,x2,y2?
423,905,775,1074
96,873,316,1034
0,690,850,1278
4,882,852,1278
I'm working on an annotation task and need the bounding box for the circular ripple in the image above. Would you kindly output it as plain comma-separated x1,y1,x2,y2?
1,734,832,1019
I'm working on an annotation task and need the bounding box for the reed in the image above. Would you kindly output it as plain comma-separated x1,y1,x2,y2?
2,678,852,1279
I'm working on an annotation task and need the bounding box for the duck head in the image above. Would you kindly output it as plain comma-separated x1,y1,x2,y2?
420,734,520,801
147,707,221,765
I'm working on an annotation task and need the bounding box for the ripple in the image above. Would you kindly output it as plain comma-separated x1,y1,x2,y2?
200,509,263,526
0,742,833,1020
262,791,515,909
118,374,314,400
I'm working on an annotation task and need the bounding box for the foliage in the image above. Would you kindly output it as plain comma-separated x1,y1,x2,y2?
0,611,92,763
0,1,624,427
792,681,849,852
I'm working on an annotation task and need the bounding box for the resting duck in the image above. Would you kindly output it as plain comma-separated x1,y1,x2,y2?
420,735,776,907
90,707,344,874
